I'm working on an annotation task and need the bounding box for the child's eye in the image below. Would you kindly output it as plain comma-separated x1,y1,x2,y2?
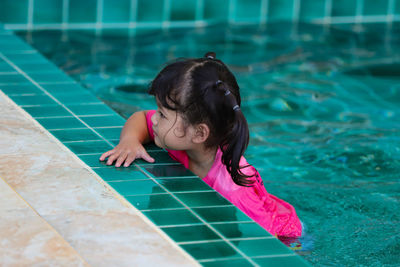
158,110,166,118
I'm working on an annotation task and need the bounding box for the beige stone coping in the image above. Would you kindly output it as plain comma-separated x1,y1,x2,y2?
0,91,198,267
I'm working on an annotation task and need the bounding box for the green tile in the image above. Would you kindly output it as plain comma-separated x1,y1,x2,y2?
78,154,106,167
332,0,357,17
103,0,131,22
162,225,220,242
0,35,27,45
69,0,97,23
36,117,87,129
110,139,120,146
107,179,161,195
193,206,252,223
39,83,84,94
0,84,43,95
28,72,75,83
170,0,196,21
396,0,400,15
126,193,183,210
204,0,230,20
0,0,28,24
213,222,272,239
135,151,177,165
137,0,164,22
0,42,33,52
363,0,388,16
143,164,196,177
268,0,295,20
67,103,116,116
235,0,261,21
9,94,56,106
54,92,101,104
18,62,63,73
157,178,212,192
0,62,15,72
93,167,149,182
175,191,231,207
253,255,310,267
232,238,292,257
143,142,163,151
33,0,63,24
93,127,123,139
24,105,71,118
142,209,202,226
299,0,326,20
181,241,239,260
201,258,253,267
64,140,111,154
49,128,101,142
79,115,126,127
0,74,30,84
5,53,48,64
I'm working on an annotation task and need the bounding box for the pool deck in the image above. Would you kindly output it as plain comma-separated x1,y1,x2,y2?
0,91,198,266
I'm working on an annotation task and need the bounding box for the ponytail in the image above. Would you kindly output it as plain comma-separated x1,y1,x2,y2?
215,81,254,186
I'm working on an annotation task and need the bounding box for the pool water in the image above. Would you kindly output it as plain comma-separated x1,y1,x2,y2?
17,21,400,266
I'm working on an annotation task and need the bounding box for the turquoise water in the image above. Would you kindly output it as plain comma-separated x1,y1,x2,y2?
17,22,400,266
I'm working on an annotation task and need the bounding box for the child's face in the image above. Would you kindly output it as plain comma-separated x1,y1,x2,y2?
151,102,195,151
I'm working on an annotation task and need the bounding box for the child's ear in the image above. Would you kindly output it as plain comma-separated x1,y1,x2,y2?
192,123,210,144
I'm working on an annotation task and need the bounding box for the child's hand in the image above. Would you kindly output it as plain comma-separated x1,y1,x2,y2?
99,139,155,167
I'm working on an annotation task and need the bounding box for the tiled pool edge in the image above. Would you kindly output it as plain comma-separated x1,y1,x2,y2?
0,90,198,266
0,25,311,266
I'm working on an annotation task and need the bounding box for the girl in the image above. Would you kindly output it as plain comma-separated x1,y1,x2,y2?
100,52,302,237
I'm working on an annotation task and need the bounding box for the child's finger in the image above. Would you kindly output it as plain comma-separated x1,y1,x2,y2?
100,150,114,161
115,152,128,167
106,152,120,165
140,150,155,163
123,154,136,167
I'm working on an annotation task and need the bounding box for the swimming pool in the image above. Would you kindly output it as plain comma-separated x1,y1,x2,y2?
16,21,400,266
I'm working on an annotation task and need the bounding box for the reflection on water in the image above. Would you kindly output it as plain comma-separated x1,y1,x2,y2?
17,21,400,266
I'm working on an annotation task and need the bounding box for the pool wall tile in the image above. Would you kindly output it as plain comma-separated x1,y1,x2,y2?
299,0,327,21
33,0,63,24
103,0,131,23
235,0,261,22
1,0,399,30
204,0,230,21
137,0,165,22
0,0,28,24
0,23,311,266
170,0,197,21
363,0,389,16
332,0,358,17
69,0,97,23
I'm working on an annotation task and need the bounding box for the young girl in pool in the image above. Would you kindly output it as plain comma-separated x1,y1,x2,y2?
100,52,302,237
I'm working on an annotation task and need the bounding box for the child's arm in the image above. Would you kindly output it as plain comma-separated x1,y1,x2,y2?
99,110,155,167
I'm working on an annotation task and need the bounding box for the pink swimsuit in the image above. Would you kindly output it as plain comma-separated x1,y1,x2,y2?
146,110,302,237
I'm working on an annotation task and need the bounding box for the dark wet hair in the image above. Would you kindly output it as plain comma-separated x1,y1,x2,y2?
148,52,253,186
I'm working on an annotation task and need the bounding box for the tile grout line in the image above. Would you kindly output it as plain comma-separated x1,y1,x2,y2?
177,236,276,245
197,253,298,263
